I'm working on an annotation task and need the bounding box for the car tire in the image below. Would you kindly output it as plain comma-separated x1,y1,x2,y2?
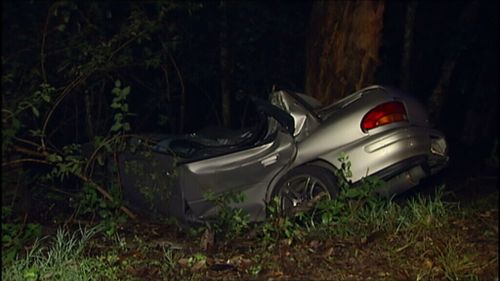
272,165,339,216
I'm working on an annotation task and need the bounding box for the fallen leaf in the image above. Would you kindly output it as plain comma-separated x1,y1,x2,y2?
240,258,252,267
309,240,320,248
479,211,492,218
264,270,284,278
178,258,189,268
191,260,206,272
422,259,433,269
229,255,243,265
377,272,390,277
200,228,215,251
323,247,334,258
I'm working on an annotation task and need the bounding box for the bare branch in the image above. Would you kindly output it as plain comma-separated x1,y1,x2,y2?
2,158,50,167
167,51,186,133
73,173,137,220
41,74,88,150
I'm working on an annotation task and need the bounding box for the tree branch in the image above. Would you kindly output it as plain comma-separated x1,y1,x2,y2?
167,51,185,133
41,74,87,150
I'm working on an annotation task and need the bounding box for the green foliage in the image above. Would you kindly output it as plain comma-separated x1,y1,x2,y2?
399,185,450,230
1,81,54,153
162,245,179,272
1,206,42,265
259,153,388,242
123,148,178,211
2,226,105,281
45,144,84,181
110,80,132,133
285,154,385,236
247,264,263,276
204,191,250,240
335,153,352,185
1,2,310,239
71,182,126,237
15,83,55,119
261,196,304,245
186,253,207,267
436,236,478,281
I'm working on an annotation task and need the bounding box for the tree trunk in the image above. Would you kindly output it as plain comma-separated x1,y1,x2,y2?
84,92,94,140
460,42,497,148
305,0,385,104
220,0,231,127
427,1,480,123
400,1,417,92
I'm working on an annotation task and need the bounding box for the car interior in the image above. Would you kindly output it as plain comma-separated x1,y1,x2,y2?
150,97,294,161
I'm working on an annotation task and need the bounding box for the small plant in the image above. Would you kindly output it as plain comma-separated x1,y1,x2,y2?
247,264,263,276
186,253,207,266
293,153,387,236
109,80,133,134
1,225,106,281
162,245,180,272
261,196,304,245
71,182,127,237
1,216,42,265
44,144,85,181
124,147,178,212
259,153,389,241
401,185,450,229
436,236,478,281
204,191,250,240
334,152,353,190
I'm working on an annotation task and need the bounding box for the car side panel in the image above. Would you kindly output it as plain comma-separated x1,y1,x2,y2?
318,126,447,182
180,131,296,221
293,90,394,166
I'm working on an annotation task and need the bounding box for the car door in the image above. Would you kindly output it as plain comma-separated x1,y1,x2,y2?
180,107,297,220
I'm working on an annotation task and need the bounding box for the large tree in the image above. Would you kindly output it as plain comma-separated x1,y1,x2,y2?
305,0,385,104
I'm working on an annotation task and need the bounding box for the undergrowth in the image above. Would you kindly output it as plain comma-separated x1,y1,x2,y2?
2,154,497,281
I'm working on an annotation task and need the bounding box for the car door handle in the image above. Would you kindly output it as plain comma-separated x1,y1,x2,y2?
261,155,278,167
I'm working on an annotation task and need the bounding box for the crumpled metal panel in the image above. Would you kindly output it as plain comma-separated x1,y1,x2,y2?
118,85,449,224
270,90,321,142
180,131,296,221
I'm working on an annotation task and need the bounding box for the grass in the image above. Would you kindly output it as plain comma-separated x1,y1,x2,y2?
1,225,108,281
2,186,498,281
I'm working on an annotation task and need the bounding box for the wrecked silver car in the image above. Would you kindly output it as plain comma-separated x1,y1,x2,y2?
119,85,449,223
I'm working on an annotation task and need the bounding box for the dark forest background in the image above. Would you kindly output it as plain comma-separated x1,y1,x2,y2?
1,0,498,228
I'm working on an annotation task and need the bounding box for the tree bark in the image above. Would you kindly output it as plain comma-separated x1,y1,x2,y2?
220,0,231,127
84,92,94,140
400,1,417,92
427,1,480,123
305,0,385,104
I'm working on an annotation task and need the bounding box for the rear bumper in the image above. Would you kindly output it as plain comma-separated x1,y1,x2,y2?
321,126,448,195
367,128,449,196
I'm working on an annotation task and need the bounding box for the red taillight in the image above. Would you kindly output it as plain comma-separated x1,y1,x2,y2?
361,101,408,132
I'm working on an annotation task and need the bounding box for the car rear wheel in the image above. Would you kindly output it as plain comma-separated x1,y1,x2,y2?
272,165,339,216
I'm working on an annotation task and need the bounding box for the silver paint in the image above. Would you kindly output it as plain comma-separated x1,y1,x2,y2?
121,85,449,223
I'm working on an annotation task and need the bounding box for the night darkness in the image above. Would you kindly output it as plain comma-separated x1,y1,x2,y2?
2,1,498,280
2,1,497,149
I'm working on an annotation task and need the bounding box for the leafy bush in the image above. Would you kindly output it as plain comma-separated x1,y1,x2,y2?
2,2,196,237
261,196,305,245
204,191,250,240
2,206,42,265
